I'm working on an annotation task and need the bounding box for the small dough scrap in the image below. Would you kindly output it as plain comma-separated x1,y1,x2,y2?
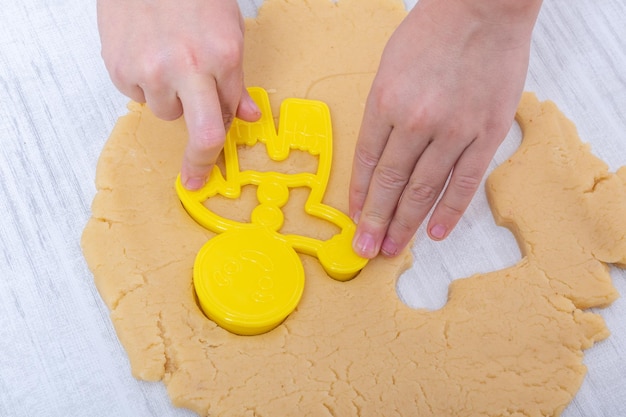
82,0,625,416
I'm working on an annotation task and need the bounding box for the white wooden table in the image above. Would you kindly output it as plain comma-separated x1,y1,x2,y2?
1,1,624,416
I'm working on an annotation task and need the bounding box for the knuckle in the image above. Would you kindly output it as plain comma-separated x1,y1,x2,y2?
390,213,416,235
373,86,397,114
484,117,513,139
439,200,465,217
136,57,168,88
373,89,434,131
211,38,243,70
452,172,482,197
361,207,391,228
106,59,129,87
440,120,466,141
404,180,439,206
354,146,380,170
405,107,436,134
193,126,225,153
370,83,442,134
437,172,483,218
351,187,368,202
154,106,183,121
374,165,409,191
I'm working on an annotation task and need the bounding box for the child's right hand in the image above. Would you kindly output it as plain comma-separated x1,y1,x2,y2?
97,0,261,190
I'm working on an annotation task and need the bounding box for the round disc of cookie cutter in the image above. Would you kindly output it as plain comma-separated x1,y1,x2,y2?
193,227,305,336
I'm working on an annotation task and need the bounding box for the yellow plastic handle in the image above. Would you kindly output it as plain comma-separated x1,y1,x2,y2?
176,87,368,335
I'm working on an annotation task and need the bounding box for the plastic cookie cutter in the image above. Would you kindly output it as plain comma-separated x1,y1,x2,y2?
176,87,368,336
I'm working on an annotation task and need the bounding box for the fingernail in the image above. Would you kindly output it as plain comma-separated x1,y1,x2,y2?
245,95,261,117
351,210,361,224
184,176,206,191
353,232,377,258
430,224,447,240
381,236,398,257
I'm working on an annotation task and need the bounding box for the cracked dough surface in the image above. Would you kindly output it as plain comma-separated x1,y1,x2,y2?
81,0,626,415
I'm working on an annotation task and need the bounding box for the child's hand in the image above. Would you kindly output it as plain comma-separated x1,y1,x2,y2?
349,0,542,258
97,0,261,190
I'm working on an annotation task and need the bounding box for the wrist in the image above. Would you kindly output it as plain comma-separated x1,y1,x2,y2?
455,0,543,29
410,0,542,50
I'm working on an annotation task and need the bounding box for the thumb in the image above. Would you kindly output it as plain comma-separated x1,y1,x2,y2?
236,87,262,122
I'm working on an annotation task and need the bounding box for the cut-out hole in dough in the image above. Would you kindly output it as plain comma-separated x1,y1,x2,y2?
396,121,525,312
279,186,341,241
202,185,256,224
238,144,318,175
202,184,342,243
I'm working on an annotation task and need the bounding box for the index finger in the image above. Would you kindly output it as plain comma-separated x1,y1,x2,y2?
349,97,393,222
179,77,228,190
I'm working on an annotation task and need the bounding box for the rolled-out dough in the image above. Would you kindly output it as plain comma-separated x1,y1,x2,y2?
82,0,626,415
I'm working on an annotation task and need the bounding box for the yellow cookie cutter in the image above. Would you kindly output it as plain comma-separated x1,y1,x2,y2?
176,87,368,336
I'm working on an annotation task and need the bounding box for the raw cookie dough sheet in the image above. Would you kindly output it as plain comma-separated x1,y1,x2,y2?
0,0,625,416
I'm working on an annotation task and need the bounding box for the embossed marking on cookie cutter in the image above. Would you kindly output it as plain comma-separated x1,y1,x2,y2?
176,87,368,336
